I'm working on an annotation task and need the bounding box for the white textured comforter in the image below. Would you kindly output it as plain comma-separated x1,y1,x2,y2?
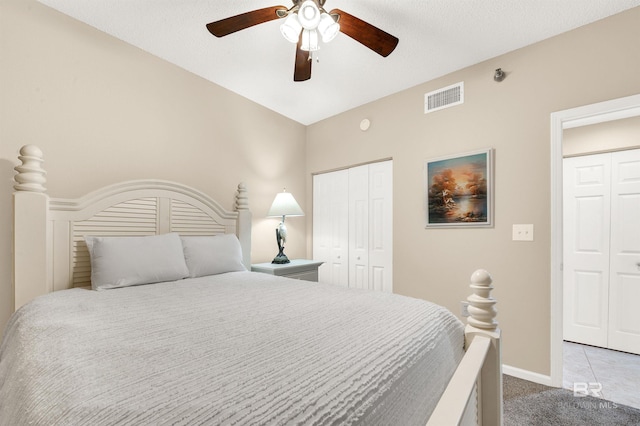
0,272,464,426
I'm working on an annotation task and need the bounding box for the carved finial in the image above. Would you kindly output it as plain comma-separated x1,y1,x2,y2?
14,145,47,193
235,182,249,211
467,269,497,330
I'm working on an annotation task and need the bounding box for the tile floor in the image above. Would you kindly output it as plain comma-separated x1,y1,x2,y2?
563,340,640,409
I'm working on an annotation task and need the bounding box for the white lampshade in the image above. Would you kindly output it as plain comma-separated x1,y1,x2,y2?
267,190,304,218
280,13,302,43
300,29,319,52
317,13,340,43
297,0,321,30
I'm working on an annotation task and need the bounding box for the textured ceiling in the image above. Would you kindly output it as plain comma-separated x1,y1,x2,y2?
37,0,640,125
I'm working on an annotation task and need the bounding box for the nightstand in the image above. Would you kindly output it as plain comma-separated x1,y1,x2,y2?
251,259,324,282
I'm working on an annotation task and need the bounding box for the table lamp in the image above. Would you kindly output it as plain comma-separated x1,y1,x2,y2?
267,189,304,264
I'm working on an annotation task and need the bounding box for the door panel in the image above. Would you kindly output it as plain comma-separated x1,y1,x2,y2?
313,170,349,286
349,165,369,289
572,271,606,328
563,154,610,347
368,161,393,293
371,266,385,292
608,150,640,354
564,148,640,355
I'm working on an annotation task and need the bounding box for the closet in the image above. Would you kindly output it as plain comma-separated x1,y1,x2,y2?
312,160,393,292
563,148,640,355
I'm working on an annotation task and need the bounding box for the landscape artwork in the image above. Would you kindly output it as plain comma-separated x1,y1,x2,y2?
425,149,493,228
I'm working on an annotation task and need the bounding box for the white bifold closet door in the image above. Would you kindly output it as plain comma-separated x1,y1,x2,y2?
313,161,393,292
563,149,640,355
312,169,349,287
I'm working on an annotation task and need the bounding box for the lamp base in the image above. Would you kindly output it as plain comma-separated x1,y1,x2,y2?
272,254,290,264
273,226,290,264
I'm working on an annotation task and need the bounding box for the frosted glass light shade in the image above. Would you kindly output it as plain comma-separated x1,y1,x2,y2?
267,191,304,217
297,0,321,30
317,13,339,43
280,14,302,43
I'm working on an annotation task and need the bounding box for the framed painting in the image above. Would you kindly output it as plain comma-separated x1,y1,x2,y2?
424,148,493,228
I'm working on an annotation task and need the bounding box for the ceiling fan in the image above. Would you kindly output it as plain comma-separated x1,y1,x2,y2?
206,0,399,82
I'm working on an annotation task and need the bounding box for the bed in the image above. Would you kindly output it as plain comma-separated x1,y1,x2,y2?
2,145,502,425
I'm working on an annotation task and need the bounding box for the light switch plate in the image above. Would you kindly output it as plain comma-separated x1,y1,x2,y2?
512,224,534,241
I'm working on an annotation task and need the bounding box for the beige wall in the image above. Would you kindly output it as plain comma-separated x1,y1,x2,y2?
0,0,307,332
305,7,640,376
563,116,640,156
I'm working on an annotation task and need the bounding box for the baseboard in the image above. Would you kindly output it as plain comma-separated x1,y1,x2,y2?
502,364,554,387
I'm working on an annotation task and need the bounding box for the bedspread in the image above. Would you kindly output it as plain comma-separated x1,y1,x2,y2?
0,272,464,425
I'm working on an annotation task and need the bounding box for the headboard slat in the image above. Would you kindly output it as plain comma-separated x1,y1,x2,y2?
67,197,162,288
170,199,228,236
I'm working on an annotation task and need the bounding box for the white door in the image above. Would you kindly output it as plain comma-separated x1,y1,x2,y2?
563,153,611,347
564,148,640,355
313,170,349,286
349,165,369,289
313,161,393,292
348,161,393,292
367,161,393,293
608,149,640,354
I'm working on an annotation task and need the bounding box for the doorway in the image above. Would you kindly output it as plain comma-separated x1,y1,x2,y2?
550,93,640,387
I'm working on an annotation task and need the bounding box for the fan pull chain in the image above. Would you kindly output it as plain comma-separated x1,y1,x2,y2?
308,52,319,63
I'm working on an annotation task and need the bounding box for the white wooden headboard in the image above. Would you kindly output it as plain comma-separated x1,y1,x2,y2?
12,145,252,310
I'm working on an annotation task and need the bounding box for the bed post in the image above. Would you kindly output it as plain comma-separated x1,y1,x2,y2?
427,269,502,426
466,269,502,426
235,182,252,269
13,145,50,310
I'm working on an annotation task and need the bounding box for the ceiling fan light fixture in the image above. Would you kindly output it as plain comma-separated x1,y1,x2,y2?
298,0,321,29
206,1,399,82
300,29,319,51
280,13,303,43
317,13,339,42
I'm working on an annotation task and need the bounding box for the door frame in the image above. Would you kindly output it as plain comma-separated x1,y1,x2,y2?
550,93,640,387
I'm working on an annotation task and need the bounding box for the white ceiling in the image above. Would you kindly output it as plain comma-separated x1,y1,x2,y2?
37,0,640,125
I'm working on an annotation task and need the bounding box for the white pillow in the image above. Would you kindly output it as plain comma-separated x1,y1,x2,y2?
181,234,246,278
85,233,189,290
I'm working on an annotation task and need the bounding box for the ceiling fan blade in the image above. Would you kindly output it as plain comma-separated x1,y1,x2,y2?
206,6,288,37
294,37,311,82
329,9,399,57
